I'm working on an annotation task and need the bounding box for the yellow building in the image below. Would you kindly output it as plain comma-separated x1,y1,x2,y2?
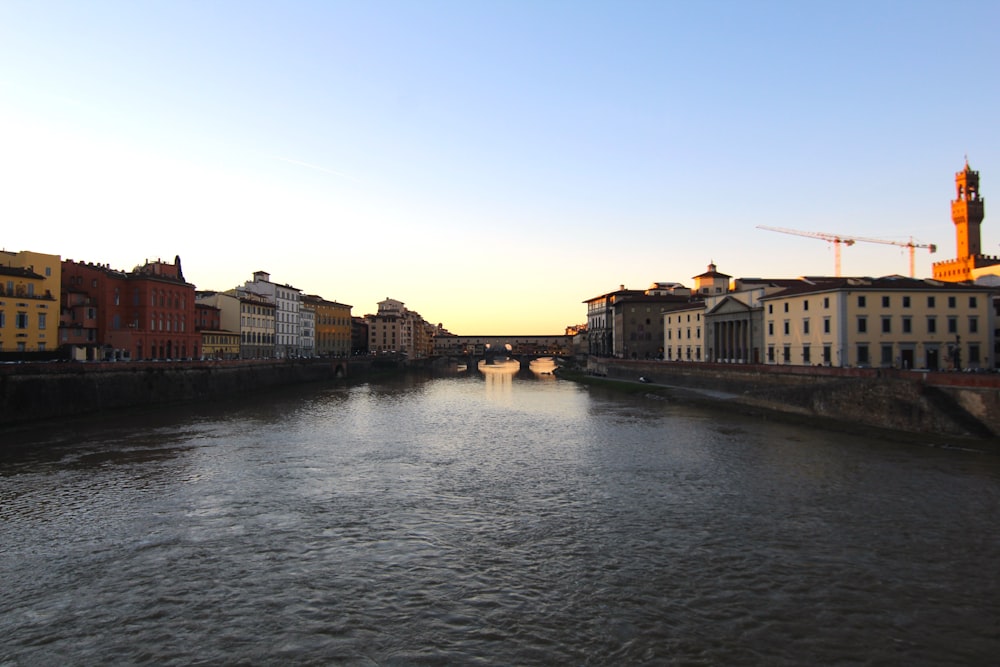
200,330,241,360
762,276,993,370
303,295,352,357
0,250,61,354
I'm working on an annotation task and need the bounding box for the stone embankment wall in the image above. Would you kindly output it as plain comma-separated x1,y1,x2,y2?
0,359,352,427
588,358,1000,440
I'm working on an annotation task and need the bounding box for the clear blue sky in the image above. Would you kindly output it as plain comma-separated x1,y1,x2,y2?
1,1,997,334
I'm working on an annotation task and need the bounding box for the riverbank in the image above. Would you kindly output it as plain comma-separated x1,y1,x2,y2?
0,358,403,428
564,357,1000,447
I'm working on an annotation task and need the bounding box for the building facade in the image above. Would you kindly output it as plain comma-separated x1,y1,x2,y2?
242,271,301,358
60,256,199,361
366,298,430,356
613,294,691,359
303,295,353,357
0,250,61,354
584,286,646,357
761,276,993,370
663,303,706,361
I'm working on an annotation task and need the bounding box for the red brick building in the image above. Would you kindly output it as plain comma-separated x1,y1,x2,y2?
60,256,200,361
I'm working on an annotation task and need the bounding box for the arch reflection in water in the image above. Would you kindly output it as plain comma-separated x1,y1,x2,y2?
478,358,519,398
528,356,557,378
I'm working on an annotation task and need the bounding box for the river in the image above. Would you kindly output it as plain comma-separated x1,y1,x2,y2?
2,361,998,665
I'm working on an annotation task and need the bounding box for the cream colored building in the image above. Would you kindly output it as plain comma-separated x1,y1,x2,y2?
761,276,993,370
366,298,432,357
663,303,706,361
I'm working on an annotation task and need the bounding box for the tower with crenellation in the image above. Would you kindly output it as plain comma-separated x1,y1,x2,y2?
932,160,997,281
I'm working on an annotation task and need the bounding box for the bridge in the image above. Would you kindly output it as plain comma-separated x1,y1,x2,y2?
432,334,575,373
432,334,574,358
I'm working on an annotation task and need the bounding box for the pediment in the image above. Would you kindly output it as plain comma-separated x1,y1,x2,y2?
705,295,756,316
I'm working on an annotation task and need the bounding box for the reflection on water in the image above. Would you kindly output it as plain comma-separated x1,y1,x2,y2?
479,358,519,398
1,373,999,665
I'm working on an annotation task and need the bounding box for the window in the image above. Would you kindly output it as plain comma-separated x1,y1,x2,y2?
928,296,936,308
970,344,981,364
783,303,789,313
783,346,790,363
858,295,867,307
16,312,28,329
768,304,773,314
783,321,790,335
803,319,810,334
857,345,870,365
970,296,978,308
803,346,811,363
881,345,893,365
948,317,958,334
927,317,937,333
969,317,978,333
902,296,911,308
804,300,809,311
902,317,912,334
768,321,774,335
823,317,831,334
0,311,4,328
948,296,956,308
823,297,830,309
882,296,890,308
857,317,867,333
823,345,831,365
882,317,891,333
38,313,46,330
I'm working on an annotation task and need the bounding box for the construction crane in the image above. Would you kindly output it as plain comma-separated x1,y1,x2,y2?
756,226,936,278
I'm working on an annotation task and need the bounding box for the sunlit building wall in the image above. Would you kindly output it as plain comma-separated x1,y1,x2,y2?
762,277,993,370
0,250,60,353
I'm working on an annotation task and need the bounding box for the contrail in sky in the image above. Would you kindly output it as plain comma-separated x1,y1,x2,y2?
275,156,357,182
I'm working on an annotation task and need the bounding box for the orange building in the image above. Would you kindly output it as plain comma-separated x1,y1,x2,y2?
932,161,997,281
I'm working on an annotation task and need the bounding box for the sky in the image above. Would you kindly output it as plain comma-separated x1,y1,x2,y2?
1,1,998,335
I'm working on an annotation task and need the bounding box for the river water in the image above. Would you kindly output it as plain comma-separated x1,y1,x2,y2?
2,362,999,665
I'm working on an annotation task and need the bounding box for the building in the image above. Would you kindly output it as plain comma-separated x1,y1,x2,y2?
237,289,275,359
664,302,706,361
351,316,369,355
194,301,239,359
303,295,353,357
700,276,822,364
613,293,691,359
299,306,315,357
0,250,61,354
583,286,645,357
242,271,301,358
761,276,993,370
586,280,700,359
933,161,998,281
692,262,731,296
60,256,199,361
366,298,431,356
200,330,240,359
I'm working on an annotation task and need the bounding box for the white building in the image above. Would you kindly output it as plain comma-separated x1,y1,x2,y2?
242,270,302,358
